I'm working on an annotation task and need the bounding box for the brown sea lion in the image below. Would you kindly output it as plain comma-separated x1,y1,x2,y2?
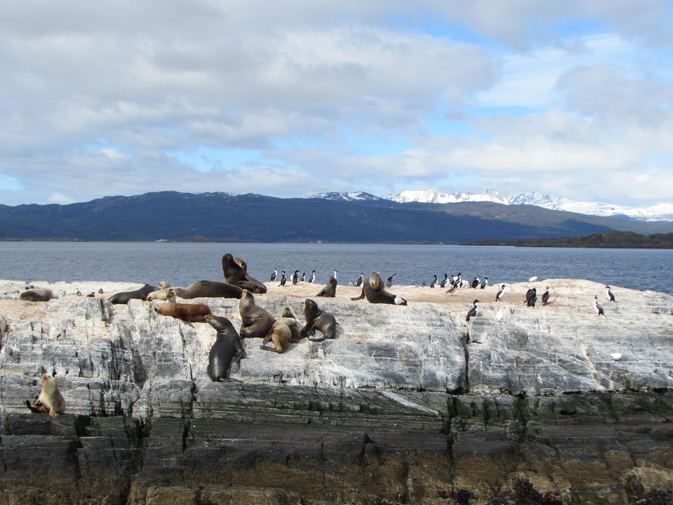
108,284,158,304
222,254,267,294
238,290,275,338
26,375,66,417
316,276,337,297
155,302,211,322
147,281,243,301
205,314,245,382
351,271,407,305
20,288,56,302
261,307,301,353
300,299,338,342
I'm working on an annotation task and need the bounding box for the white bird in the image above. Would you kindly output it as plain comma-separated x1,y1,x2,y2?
610,353,623,361
496,308,504,322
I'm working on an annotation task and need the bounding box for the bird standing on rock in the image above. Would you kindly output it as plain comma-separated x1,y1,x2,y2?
430,275,438,288
270,269,277,282
440,274,448,288
279,271,286,287
356,273,364,287
606,286,616,302
309,271,315,283
466,300,479,322
495,284,506,302
525,287,537,307
594,295,606,317
542,287,550,305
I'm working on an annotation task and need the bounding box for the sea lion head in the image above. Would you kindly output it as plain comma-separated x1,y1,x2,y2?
205,314,235,333
304,299,319,317
281,307,295,319
239,290,255,309
235,257,248,271
368,272,382,290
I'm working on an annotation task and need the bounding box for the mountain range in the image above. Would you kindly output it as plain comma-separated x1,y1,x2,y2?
2,190,673,243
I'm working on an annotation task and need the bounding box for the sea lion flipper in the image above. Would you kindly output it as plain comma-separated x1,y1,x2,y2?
350,286,365,301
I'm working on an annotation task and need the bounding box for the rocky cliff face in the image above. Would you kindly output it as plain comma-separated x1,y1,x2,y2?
1,279,672,504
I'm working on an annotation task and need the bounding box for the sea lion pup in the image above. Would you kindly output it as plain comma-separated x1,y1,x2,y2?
155,302,212,322
300,299,339,342
148,281,243,301
20,288,57,302
261,307,301,353
26,375,66,417
351,272,407,305
238,290,275,338
108,284,158,304
316,276,337,297
221,254,267,294
204,314,245,382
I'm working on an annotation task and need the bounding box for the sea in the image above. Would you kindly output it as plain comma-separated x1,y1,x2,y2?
0,242,671,295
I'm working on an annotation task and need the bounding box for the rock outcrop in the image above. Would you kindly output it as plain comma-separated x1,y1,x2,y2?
0,279,672,504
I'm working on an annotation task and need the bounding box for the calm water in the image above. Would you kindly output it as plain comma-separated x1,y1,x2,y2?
0,242,671,294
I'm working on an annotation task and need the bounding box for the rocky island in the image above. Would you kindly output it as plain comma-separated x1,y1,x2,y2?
0,278,672,504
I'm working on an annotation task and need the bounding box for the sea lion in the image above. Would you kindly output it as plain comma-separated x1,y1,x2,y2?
222,254,267,294
108,284,158,304
159,281,172,289
147,281,243,301
351,272,407,305
155,302,211,322
300,299,338,342
20,288,56,302
204,314,245,382
316,276,337,297
238,290,275,338
26,375,66,417
261,307,301,353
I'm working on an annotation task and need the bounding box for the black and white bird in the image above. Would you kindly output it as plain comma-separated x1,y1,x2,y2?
292,270,300,284
270,269,277,282
454,273,462,287
430,275,438,288
309,270,315,283
300,272,306,282
495,284,506,302
471,277,480,289
542,287,550,305
446,284,457,294
594,295,606,317
387,273,397,288
440,274,449,288
279,271,286,287
466,299,479,322
525,287,537,307
606,286,616,302
480,277,489,289
356,273,364,288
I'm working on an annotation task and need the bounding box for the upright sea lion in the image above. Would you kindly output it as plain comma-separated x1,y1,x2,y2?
26,375,66,417
204,314,245,382
222,254,267,294
351,272,407,305
147,281,243,301
108,284,158,304
155,302,211,322
316,276,337,297
20,288,56,302
300,299,338,342
261,307,301,353
238,290,275,338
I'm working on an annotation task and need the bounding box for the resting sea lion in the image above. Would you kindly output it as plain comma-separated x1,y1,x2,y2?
261,307,301,353
316,276,337,297
238,290,275,338
108,284,158,304
147,281,243,301
205,314,245,382
351,272,407,305
300,299,338,342
222,254,267,294
26,375,66,417
20,288,56,302
159,281,172,289
155,302,211,322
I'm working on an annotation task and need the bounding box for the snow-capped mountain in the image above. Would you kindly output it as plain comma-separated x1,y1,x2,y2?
389,189,510,205
309,191,383,201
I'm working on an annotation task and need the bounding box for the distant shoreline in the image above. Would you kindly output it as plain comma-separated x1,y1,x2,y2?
464,230,673,249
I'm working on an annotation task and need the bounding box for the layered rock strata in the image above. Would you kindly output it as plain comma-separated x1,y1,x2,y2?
0,280,672,504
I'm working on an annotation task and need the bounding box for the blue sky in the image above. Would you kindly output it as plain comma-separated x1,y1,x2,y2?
0,1,672,207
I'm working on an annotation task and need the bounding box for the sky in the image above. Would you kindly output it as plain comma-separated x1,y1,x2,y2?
1,1,672,208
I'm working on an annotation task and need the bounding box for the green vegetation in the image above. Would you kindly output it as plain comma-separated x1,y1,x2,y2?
465,230,673,248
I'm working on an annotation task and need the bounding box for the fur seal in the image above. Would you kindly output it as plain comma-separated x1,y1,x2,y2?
300,299,338,342
26,375,66,417
20,288,56,302
351,272,407,305
159,281,172,289
238,290,275,338
222,254,267,294
147,281,243,301
204,314,245,382
108,284,158,304
261,307,301,353
316,276,337,297
155,302,211,322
